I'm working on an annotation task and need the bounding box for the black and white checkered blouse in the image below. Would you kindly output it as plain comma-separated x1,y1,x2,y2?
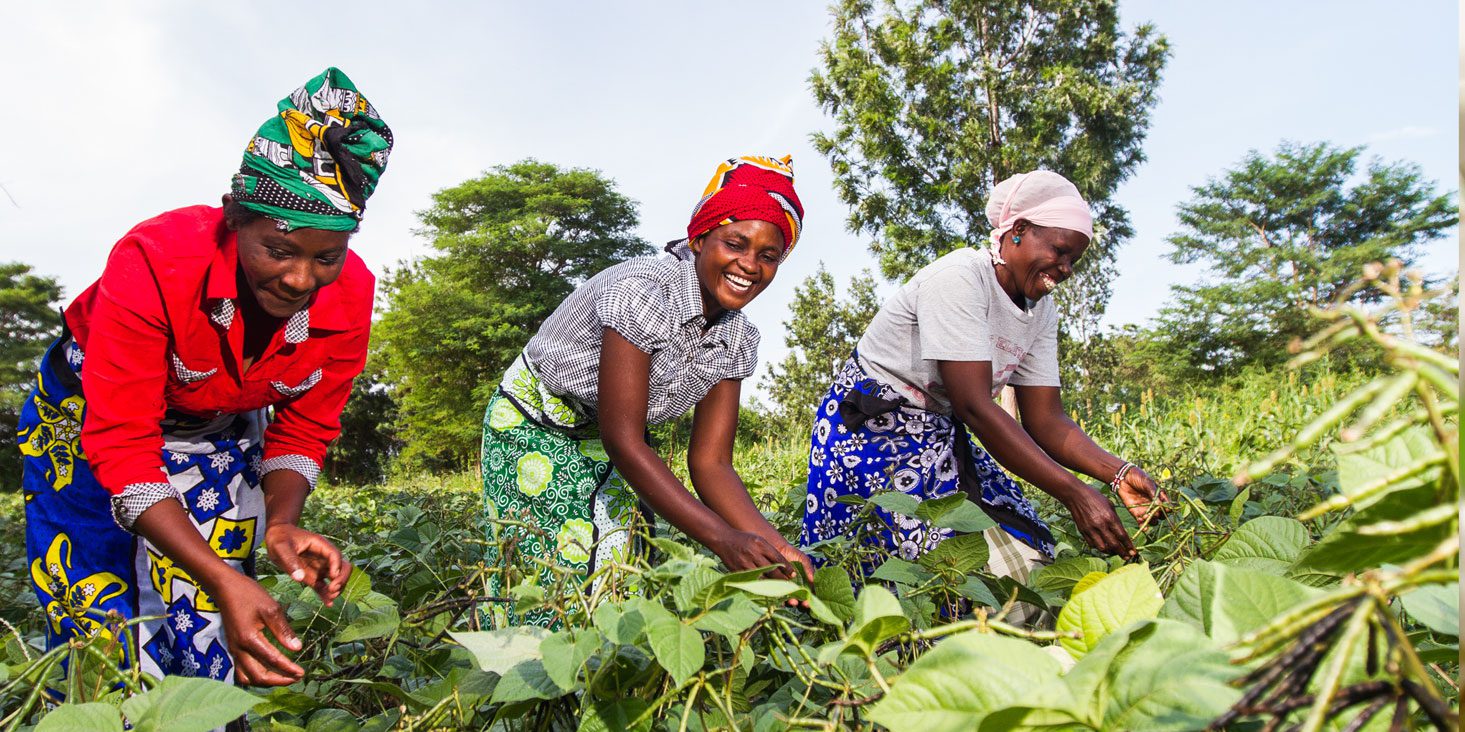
524,257,760,425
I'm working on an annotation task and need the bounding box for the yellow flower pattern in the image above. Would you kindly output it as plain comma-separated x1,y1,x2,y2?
556,519,594,564
516,452,554,496
17,374,86,491
30,533,129,639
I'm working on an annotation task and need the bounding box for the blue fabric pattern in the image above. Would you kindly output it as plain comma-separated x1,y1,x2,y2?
799,355,1055,568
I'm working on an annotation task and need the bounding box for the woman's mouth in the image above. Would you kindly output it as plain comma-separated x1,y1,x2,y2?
724,272,755,294
1037,273,1059,293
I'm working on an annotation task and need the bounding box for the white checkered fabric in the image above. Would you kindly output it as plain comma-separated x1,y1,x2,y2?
271,369,322,397
523,257,759,425
111,482,186,531
261,454,321,488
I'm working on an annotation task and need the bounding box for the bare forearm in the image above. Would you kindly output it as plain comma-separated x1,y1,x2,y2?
956,402,1089,501
132,499,236,595
605,438,731,548
261,470,311,530
689,462,785,542
1026,415,1125,482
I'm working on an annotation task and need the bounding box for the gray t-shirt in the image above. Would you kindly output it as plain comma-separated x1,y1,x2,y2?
856,247,1060,414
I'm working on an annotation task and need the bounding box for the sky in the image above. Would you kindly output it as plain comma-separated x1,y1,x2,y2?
1,1,1457,403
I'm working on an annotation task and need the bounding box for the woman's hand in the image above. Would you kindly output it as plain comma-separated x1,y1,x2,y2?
265,524,352,607
773,540,816,584
1061,486,1136,559
212,578,304,686
710,529,797,576
1115,465,1167,528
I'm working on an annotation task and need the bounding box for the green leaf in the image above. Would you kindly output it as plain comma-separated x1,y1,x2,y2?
1030,556,1108,596
250,687,323,717
35,703,124,732
869,631,1060,732
1228,486,1251,527
1333,426,1443,510
540,628,602,689
1212,515,1310,574
338,568,373,604
450,626,550,676
871,557,935,586
490,659,569,704
1400,582,1459,637
335,604,400,643
641,602,705,686
578,698,652,732
1056,564,1164,659
830,585,910,660
1161,559,1319,645
121,677,259,732
594,601,647,646
692,594,765,639
306,708,361,732
918,532,989,577
869,492,920,516
930,500,997,533
1292,483,1450,574
1070,570,1109,597
813,565,858,622
671,566,721,613
1080,620,1241,731
726,579,802,598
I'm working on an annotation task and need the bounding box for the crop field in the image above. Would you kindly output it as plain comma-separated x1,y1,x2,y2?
0,273,1456,732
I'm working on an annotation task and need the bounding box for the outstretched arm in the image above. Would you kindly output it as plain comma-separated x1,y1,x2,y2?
688,378,814,582
1015,385,1166,524
940,360,1135,557
597,328,795,575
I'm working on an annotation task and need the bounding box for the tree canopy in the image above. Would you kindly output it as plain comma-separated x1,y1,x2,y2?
0,262,63,488
373,160,650,469
1155,141,1458,375
811,0,1168,339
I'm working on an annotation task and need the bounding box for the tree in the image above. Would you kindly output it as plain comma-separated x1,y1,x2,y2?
0,263,63,490
760,265,882,428
1155,141,1457,376
374,160,650,470
811,0,1168,340
323,362,401,486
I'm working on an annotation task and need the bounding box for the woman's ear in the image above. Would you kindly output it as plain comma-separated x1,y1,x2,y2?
221,194,241,231
688,235,705,257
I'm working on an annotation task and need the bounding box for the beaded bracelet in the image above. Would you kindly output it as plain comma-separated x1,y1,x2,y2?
1110,462,1135,491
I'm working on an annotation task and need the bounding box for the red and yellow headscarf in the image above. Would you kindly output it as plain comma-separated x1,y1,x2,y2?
673,155,804,262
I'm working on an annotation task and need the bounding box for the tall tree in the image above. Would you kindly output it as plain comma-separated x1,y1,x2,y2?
811,0,1169,339
1156,141,1457,375
375,160,650,470
760,265,882,427
0,263,63,489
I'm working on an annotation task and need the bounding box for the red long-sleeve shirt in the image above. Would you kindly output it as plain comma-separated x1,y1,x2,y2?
65,205,374,496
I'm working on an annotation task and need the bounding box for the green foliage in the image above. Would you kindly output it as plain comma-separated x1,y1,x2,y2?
0,262,63,491
811,0,1169,339
374,160,650,469
323,363,401,485
1156,141,1458,376
759,264,881,427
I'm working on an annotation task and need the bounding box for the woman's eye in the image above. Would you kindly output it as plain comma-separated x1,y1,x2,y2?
724,239,746,251
267,248,291,260
317,255,341,266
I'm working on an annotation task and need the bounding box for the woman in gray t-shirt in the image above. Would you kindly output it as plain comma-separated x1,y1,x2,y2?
800,171,1165,602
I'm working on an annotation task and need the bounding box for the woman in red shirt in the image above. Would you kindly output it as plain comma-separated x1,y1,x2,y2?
18,67,391,688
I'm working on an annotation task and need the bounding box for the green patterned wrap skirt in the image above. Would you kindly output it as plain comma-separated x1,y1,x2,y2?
481,354,647,628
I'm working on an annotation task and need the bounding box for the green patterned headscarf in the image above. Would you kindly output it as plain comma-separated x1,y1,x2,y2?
230,67,393,232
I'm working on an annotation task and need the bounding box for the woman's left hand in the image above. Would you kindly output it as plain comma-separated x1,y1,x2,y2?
1116,466,1168,528
265,524,353,606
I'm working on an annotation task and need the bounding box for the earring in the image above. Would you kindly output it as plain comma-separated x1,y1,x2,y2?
1012,234,1021,244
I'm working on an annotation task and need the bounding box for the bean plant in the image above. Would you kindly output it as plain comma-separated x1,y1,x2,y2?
0,264,1456,731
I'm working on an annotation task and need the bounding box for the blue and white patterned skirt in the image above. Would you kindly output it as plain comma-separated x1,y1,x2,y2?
19,334,266,685
799,355,1055,568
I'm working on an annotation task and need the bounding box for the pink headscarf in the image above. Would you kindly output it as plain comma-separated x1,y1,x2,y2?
985,171,1093,252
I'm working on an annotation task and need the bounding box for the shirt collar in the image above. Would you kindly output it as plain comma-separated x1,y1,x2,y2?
201,228,315,343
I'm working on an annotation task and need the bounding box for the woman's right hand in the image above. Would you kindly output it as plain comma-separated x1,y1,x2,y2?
1061,486,1137,559
710,529,801,578
213,578,304,686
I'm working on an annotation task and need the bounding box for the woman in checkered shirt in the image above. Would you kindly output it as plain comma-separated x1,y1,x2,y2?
480,156,814,628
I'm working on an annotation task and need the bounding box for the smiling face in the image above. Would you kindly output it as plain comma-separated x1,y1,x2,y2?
1002,220,1090,302
230,214,351,318
689,219,784,319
